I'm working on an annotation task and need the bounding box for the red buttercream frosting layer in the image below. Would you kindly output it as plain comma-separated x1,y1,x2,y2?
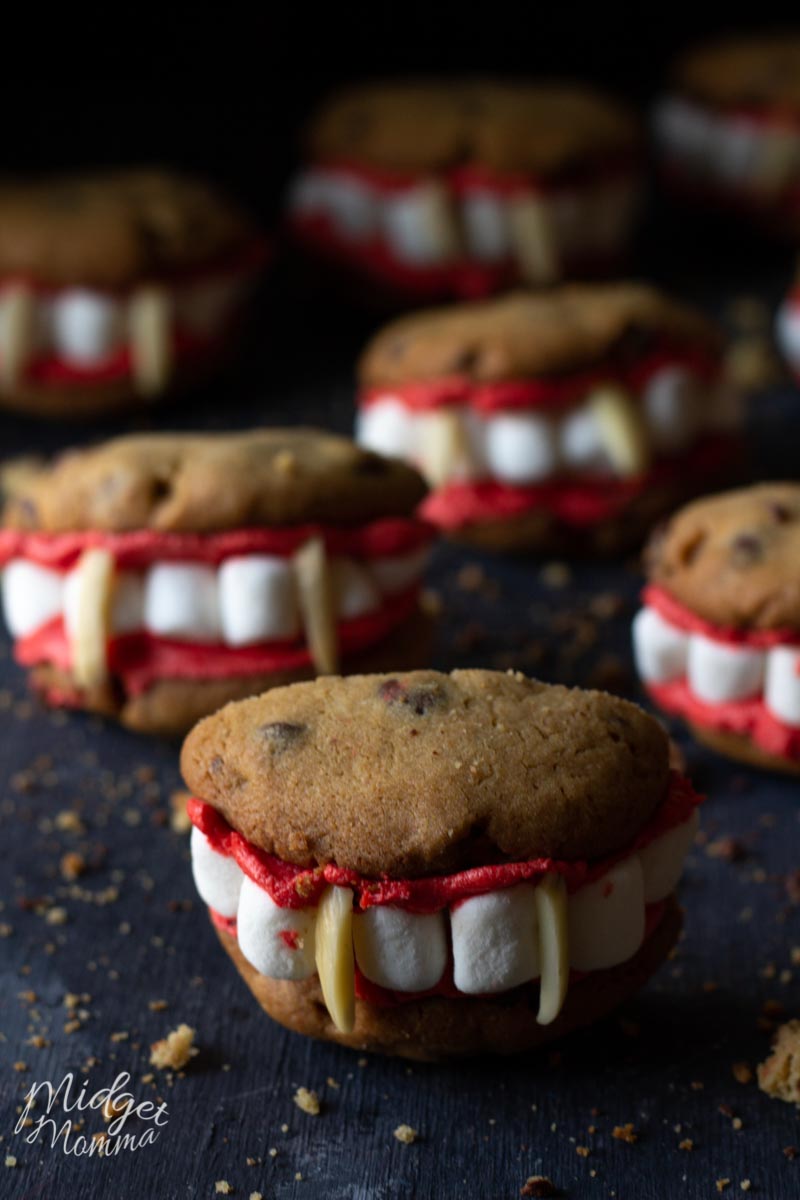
420,436,737,531
0,518,432,572
643,584,800,648
647,679,800,762
188,771,702,914
361,345,720,416
16,587,420,696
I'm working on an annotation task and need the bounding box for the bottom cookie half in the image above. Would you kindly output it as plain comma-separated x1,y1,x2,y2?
689,723,800,777
216,895,683,1061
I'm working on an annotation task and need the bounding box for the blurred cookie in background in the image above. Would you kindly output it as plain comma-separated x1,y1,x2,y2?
0,169,267,418
286,80,642,304
654,35,800,237
356,284,743,554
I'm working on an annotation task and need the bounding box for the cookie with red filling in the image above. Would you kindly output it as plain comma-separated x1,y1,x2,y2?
655,35,800,237
287,80,641,303
0,169,266,418
633,483,800,773
182,669,702,1059
356,284,742,555
0,429,433,734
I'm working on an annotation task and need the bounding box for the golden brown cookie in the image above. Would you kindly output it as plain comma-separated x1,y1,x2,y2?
656,36,800,236
0,169,265,418
633,484,800,773
288,80,642,301
184,669,702,1058
356,285,739,556
0,429,433,736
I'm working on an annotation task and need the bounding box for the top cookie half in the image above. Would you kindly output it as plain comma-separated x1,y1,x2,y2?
672,35,800,115
181,669,670,878
3,429,428,534
307,80,639,176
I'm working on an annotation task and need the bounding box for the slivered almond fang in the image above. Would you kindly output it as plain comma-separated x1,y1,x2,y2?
0,285,37,389
588,384,650,476
507,195,560,285
68,549,115,690
416,181,461,262
314,885,355,1034
417,409,476,489
129,286,172,396
535,873,569,1025
293,537,338,675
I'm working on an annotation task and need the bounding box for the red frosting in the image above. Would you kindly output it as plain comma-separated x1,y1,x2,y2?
643,585,800,648
16,587,419,696
420,436,737,531
187,771,703,914
0,517,432,572
361,345,720,417
648,679,800,763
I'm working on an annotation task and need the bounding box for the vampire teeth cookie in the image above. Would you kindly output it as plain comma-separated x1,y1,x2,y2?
287,80,641,302
0,429,433,734
356,284,742,555
0,169,266,418
182,669,702,1060
633,483,800,774
655,36,800,236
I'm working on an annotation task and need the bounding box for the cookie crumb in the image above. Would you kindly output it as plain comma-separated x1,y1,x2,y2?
5,1156,17,1168
293,1087,320,1116
678,1138,694,1151
520,1176,561,1197
149,1023,197,1070
758,1019,800,1103
740,1182,751,1192
732,1061,753,1085
716,1182,730,1194
612,1123,638,1144
214,1184,232,1196
576,1145,590,1158
169,790,192,834
249,1193,262,1200
393,1124,418,1145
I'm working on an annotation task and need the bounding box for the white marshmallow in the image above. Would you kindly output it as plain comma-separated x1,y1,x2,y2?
776,302,800,370
356,399,417,461
218,556,298,647
642,367,700,453
144,564,221,642
712,118,762,183
287,169,331,215
325,175,377,241
639,809,699,904
51,290,122,365
765,645,800,727
560,405,609,471
334,558,380,619
382,186,456,265
112,572,145,634
370,547,430,595
568,857,645,971
1,559,64,638
451,884,539,995
353,905,447,992
236,876,317,981
655,98,714,173
461,191,510,261
485,414,559,485
190,827,244,918
632,606,689,684
687,634,765,704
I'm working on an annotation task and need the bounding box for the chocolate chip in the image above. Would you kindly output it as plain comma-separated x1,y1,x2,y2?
730,532,763,566
377,678,446,716
768,502,793,524
259,722,306,750
448,347,480,375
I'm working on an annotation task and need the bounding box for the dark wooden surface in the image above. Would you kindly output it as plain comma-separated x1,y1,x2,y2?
1,210,800,1200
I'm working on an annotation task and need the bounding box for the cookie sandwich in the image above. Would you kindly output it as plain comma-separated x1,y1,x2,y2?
633,484,800,773
356,285,742,554
655,36,800,236
287,80,641,301
183,669,702,1059
0,430,433,734
0,169,265,417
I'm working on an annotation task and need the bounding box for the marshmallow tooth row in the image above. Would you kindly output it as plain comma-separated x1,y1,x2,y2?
655,97,800,195
290,167,640,282
191,809,697,1029
1,546,428,647
633,604,800,727
358,368,740,489
0,271,250,392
